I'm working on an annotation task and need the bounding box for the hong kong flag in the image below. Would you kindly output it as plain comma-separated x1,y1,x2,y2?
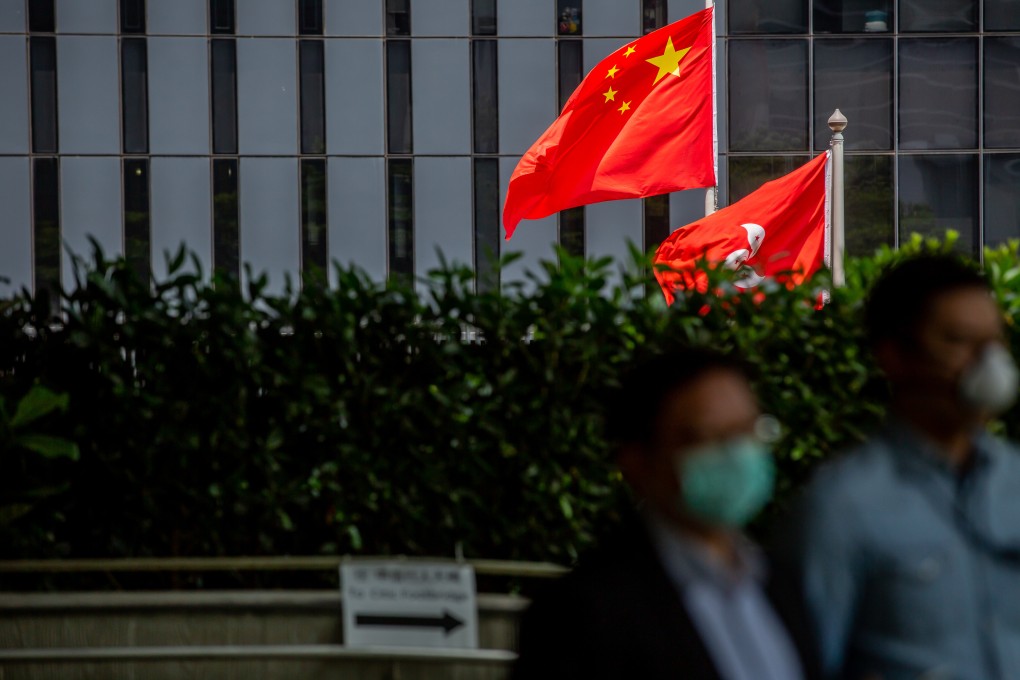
654,151,829,304
503,7,716,239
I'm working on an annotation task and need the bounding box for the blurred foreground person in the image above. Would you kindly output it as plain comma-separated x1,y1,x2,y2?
513,349,815,680
795,255,1020,680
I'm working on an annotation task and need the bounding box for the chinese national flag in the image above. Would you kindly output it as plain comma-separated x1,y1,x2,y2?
503,7,716,239
654,151,829,304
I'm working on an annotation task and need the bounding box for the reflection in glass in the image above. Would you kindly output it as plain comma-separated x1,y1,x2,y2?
899,0,975,32
985,38,1020,149
729,0,806,34
124,159,151,281
813,39,891,150
643,194,670,251
986,0,1020,31
473,40,498,154
210,0,235,34
558,0,582,36
121,0,145,33
472,0,497,35
121,39,149,154
985,155,1020,246
899,39,976,150
28,0,55,33
643,0,668,35
815,0,891,33
728,40,808,151
211,39,237,154
728,156,808,203
386,0,411,36
212,158,239,278
386,41,412,154
388,159,413,280
301,160,328,277
557,40,583,112
473,158,500,292
32,157,60,308
898,155,977,255
299,40,326,154
30,37,58,154
844,156,893,256
299,0,323,35
559,207,584,257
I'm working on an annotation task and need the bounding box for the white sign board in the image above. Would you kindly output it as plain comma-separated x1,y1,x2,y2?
341,561,478,649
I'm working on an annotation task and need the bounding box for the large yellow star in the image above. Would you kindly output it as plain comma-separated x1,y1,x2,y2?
646,36,691,85
606,65,619,79
603,87,617,102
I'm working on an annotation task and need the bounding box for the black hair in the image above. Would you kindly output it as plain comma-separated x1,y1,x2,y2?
606,348,750,447
864,254,991,347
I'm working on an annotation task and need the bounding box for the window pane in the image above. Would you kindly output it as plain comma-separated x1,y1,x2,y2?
644,194,670,251
899,39,976,150
845,155,893,256
729,40,808,151
559,207,584,257
386,40,412,154
121,39,149,154
472,0,496,35
898,154,977,255
30,37,58,153
643,0,668,35
28,0,55,33
301,159,328,276
299,0,323,35
814,39,892,150
474,158,500,291
210,0,235,34
387,0,410,36
299,40,326,154
558,0,582,36
729,0,806,34
728,156,809,202
985,38,1020,149
120,0,145,33
472,40,498,154
986,0,1020,31
33,157,60,307
212,158,239,278
814,0,891,33
985,155,1020,246
557,40,582,111
388,158,413,280
124,159,151,281
900,0,975,32
211,39,237,154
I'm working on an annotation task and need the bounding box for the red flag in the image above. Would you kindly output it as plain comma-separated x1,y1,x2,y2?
503,7,716,239
654,151,829,304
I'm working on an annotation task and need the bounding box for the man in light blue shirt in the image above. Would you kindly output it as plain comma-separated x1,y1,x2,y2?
795,255,1020,680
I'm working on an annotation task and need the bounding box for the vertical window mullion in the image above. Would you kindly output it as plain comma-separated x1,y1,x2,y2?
471,0,497,36
212,158,240,278
300,159,328,277
32,157,61,309
124,159,151,281
386,0,411,36
473,158,500,291
120,0,146,34
299,40,326,155
210,0,236,35
557,39,584,255
28,0,55,33
642,0,668,35
299,0,324,35
386,40,412,154
643,194,670,252
211,39,238,155
387,158,414,281
29,36,58,154
121,38,149,154
472,40,498,154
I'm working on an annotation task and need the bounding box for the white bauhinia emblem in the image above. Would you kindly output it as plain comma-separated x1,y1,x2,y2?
723,223,766,289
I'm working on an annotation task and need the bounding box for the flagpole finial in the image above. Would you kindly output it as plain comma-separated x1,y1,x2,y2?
828,109,848,134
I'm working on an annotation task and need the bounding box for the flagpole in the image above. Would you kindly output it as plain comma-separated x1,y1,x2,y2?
705,0,717,216
827,109,847,287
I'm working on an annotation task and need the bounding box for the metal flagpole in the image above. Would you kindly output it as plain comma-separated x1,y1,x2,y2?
828,109,847,287
705,0,717,216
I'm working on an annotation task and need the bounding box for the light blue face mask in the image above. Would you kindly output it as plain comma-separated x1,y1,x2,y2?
675,437,776,528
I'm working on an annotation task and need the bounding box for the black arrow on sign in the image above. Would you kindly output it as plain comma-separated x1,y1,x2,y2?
355,611,465,635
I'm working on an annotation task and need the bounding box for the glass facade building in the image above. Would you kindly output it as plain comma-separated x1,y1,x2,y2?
1,0,1018,298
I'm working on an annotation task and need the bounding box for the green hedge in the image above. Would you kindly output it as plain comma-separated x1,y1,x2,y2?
3,235,1020,567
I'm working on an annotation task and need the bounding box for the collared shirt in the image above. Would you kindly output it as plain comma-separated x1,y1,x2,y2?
646,514,805,680
798,423,1020,680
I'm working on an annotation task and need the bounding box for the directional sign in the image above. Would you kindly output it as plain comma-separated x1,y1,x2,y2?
340,561,478,649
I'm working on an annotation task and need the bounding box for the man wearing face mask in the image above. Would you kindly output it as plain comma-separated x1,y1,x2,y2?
512,349,816,680
793,254,1020,680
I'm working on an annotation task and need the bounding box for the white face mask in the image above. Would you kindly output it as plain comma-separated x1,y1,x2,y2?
959,344,1019,414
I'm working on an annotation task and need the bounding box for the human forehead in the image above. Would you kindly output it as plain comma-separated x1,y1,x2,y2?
653,369,759,446
920,287,1003,337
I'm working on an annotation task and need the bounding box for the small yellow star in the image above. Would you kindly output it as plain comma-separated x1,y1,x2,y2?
603,87,617,102
618,100,631,114
606,64,620,79
623,45,637,58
